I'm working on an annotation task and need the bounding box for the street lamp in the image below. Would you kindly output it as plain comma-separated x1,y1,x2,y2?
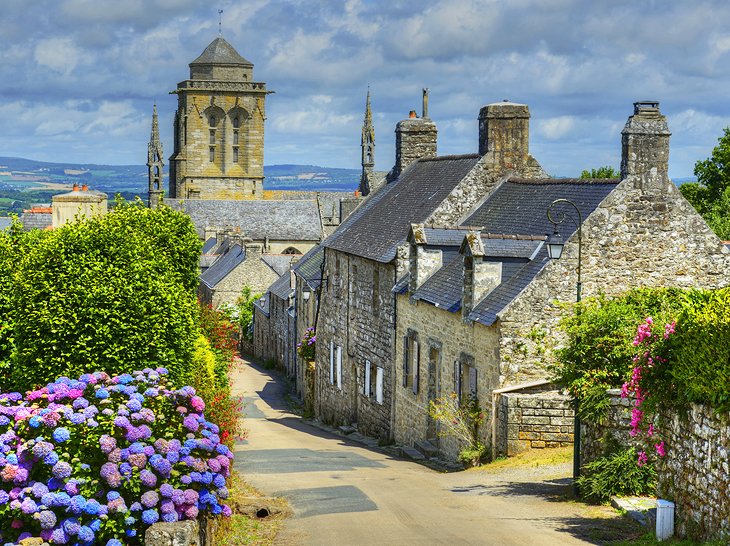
546,198,583,495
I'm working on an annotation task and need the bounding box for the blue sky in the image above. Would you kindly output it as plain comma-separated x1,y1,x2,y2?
1,0,730,178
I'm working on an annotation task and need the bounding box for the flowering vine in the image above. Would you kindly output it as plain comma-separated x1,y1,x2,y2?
621,316,676,466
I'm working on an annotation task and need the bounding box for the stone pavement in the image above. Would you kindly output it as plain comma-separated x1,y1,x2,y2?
232,359,636,545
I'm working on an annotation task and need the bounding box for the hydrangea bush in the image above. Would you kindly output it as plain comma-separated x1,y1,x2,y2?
0,368,232,545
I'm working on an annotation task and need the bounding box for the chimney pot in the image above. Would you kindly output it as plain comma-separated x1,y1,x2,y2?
72,183,79,192
409,110,417,118
81,184,89,192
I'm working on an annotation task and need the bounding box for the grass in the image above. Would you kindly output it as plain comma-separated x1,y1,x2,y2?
474,445,573,472
612,532,727,545
213,470,290,546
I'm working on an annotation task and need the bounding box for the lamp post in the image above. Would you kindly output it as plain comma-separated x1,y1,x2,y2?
546,198,582,495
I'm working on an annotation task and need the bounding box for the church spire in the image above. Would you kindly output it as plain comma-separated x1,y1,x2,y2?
359,88,375,196
147,104,164,208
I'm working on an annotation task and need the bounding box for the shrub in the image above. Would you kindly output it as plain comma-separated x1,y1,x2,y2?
0,367,232,545
198,303,237,391
7,203,201,392
577,447,657,503
428,393,486,467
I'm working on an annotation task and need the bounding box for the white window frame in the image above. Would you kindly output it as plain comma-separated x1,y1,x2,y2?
364,360,371,397
336,346,342,390
329,340,334,385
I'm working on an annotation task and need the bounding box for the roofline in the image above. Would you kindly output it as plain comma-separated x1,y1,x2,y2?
507,177,621,185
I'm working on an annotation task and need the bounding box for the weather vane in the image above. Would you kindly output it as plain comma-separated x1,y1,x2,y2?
218,9,223,35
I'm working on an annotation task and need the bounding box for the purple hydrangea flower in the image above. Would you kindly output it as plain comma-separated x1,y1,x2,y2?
77,526,94,542
141,490,159,508
50,528,70,544
52,461,72,479
140,469,157,487
38,509,57,529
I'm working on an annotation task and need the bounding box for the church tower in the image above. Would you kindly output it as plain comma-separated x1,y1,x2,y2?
358,89,375,196
168,37,270,200
147,104,164,208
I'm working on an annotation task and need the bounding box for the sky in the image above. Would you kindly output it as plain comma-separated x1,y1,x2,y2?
1,0,730,178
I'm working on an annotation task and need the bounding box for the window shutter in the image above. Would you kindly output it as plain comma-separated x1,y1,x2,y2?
376,367,384,404
364,360,371,397
469,366,478,400
412,340,420,395
336,346,342,390
403,336,409,387
454,361,462,401
329,340,334,385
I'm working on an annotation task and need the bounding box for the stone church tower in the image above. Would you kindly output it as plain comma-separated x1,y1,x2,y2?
358,89,375,196
168,37,270,200
147,104,164,208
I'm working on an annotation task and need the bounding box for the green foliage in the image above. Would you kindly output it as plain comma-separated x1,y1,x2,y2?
577,447,657,503
552,288,686,422
5,203,201,391
218,286,261,343
198,302,237,390
669,288,730,411
428,393,486,466
680,127,730,240
580,166,620,179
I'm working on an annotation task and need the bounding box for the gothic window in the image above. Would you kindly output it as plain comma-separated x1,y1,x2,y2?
281,247,301,255
209,147,215,162
208,115,217,163
232,116,240,163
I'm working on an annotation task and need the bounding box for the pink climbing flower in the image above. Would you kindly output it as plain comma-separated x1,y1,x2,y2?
655,441,666,457
637,451,648,467
664,321,676,339
647,424,655,436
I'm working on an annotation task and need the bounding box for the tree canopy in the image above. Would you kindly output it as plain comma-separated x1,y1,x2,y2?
680,127,730,240
579,166,619,179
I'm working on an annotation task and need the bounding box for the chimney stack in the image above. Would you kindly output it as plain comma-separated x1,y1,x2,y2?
478,100,530,170
620,101,671,192
393,98,437,179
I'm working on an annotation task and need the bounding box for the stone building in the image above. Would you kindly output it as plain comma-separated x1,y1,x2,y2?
168,37,269,200
391,101,730,461
314,99,548,441
51,184,107,228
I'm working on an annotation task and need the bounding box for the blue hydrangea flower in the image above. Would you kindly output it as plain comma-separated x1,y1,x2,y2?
28,416,42,428
95,389,109,399
77,526,94,542
52,427,71,443
43,451,59,466
38,509,57,529
141,508,159,525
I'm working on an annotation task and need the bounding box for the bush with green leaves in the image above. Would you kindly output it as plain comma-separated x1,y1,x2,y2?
3,201,202,392
577,446,657,503
551,288,686,423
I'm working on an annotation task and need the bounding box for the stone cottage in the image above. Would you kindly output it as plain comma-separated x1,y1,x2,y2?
392,101,730,461
314,99,548,440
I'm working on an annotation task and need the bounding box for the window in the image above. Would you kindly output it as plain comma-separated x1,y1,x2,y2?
336,346,342,390
209,130,216,145
365,360,378,399
232,147,239,163
209,147,215,162
375,366,384,404
232,116,240,163
454,354,477,405
208,115,217,163
402,331,420,394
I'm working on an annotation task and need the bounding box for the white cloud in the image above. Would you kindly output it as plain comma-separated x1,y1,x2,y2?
538,116,576,140
34,38,85,76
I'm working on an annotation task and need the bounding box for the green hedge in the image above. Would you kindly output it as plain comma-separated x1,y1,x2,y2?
0,201,202,391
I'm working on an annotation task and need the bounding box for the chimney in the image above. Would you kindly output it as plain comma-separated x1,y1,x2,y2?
478,100,530,170
72,183,80,192
81,184,89,192
408,224,443,293
422,88,429,119
394,104,437,179
460,231,502,318
620,101,671,192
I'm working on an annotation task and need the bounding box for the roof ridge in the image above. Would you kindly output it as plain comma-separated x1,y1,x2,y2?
419,153,481,163
508,177,621,185
480,233,547,241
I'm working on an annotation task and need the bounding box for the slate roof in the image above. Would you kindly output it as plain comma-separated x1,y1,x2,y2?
323,154,481,262
20,211,51,231
463,178,619,238
254,293,270,315
202,237,218,254
190,37,253,67
199,243,245,289
292,245,325,289
262,254,296,277
165,199,322,241
268,272,293,301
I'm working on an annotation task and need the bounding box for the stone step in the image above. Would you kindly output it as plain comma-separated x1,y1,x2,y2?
399,445,426,461
414,439,439,458
338,425,357,435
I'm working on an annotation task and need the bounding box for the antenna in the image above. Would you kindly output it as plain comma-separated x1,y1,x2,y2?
218,9,223,35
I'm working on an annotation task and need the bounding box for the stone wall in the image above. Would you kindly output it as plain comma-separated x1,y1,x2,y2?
315,249,395,440
657,405,730,541
198,255,281,308
580,389,639,465
394,294,500,461
394,117,437,179
252,303,274,365
294,275,317,405
496,389,574,457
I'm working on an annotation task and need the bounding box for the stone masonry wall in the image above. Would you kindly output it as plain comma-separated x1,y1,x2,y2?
499,177,730,386
315,249,395,440
580,389,640,466
657,405,730,541
496,390,574,457
199,256,280,308
394,294,500,461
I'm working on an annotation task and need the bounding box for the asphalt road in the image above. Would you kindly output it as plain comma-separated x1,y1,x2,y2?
232,360,627,546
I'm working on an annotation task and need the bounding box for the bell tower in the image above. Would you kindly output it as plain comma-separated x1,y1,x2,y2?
147,104,164,208
168,37,271,200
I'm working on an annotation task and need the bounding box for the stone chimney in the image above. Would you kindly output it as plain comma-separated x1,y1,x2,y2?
460,231,502,318
407,224,443,293
620,101,671,193
393,101,437,179
478,100,530,170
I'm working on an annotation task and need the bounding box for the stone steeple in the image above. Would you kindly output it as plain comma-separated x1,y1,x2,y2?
359,88,375,196
147,104,164,208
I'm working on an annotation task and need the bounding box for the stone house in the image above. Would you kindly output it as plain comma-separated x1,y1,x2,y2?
314,99,548,441
252,271,296,373
392,101,730,461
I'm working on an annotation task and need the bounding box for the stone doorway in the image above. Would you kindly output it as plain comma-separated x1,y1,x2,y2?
426,344,441,443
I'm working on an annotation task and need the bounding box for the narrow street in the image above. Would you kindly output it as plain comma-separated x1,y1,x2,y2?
232,359,632,545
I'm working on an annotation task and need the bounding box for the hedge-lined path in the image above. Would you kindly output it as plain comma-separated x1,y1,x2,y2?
231,357,640,545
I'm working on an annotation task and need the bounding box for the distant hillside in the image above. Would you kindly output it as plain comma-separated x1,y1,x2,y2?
0,157,359,195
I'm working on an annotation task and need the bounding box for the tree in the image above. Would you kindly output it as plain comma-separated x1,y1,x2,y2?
579,166,619,179
680,127,730,239
6,203,202,391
